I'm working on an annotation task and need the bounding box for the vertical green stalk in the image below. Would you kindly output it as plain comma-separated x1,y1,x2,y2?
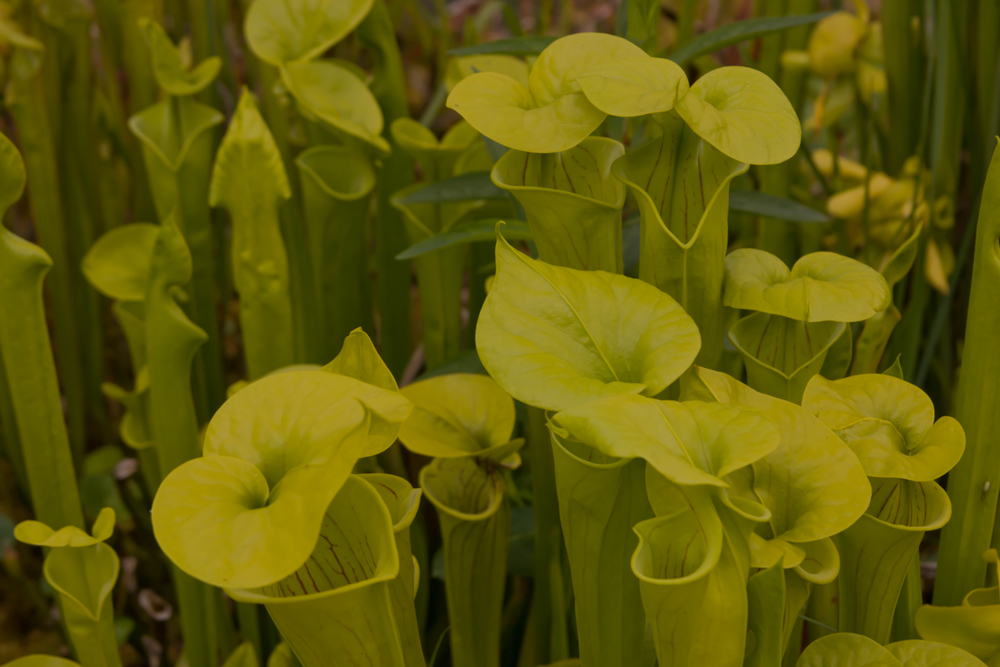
0,133,85,533
889,553,923,641
145,215,217,667
357,0,414,379
0,348,27,492
421,457,510,667
296,146,378,361
613,123,748,370
361,473,427,667
835,480,951,643
49,12,111,441
882,0,925,175
391,190,468,370
935,142,1000,605
758,0,816,264
491,139,627,274
972,1,1000,188
676,0,697,48
120,0,162,222
260,69,319,366
928,0,966,207
549,426,651,667
756,0,788,79
5,46,87,467
209,90,295,379
130,95,226,420
528,407,569,665
226,477,408,667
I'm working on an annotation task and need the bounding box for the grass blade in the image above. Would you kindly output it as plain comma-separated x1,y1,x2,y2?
667,11,833,65
728,189,829,223
396,219,532,260
399,172,507,204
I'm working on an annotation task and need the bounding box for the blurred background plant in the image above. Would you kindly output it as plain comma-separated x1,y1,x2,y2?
0,0,997,664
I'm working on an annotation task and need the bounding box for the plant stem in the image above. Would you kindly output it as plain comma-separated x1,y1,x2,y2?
358,0,415,379
526,406,568,664
0,222,85,533
6,46,87,470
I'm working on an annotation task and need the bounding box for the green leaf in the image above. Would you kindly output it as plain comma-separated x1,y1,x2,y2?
228,476,406,665
633,488,725,628
447,33,644,153
445,54,530,90
209,89,294,380
244,0,374,66
222,642,259,667
553,396,779,487
577,57,689,117
728,189,829,223
935,141,1000,606
0,126,26,212
668,12,834,66
399,171,506,204
852,307,902,376
395,218,532,260
421,456,510,667
549,428,652,667
150,370,411,589
447,36,558,56
295,144,378,360
880,224,923,289
745,560,787,667
916,552,1000,664
796,632,902,666
728,313,847,403
886,640,987,667
43,544,121,666
835,481,952,643
399,374,520,460
802,374,965,481
140,19,221,96
883,355,905,379
0,16,44,52
821,322,854,381
357,473,424,667
322,328,398,391
446,71,603,154
82,223,160,302
612,113,747,368
15,508,115,547
390,118,480,183
4,658,82,667
266,644,294,667
475,232,702,411
491,137,627,272
684,367,870,556
724,249,892,322
0,132,85,535
673,66,800,165
632,484,751,667
391,187,480,369
281,59,390,156
129,96,224,172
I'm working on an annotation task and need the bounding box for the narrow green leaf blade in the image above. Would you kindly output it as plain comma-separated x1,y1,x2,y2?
399,172,507,204
729,189,829,223
668,12,834,65
396,219,532,260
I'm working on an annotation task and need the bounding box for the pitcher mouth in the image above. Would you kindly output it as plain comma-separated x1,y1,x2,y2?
491,137,627,209
225,566,399,606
